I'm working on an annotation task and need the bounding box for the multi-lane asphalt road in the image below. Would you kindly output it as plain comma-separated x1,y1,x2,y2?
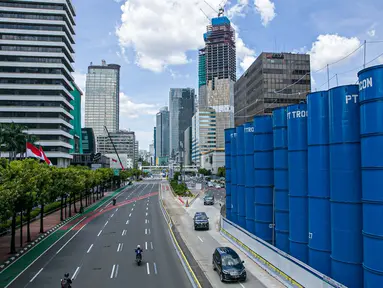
7,181,192,288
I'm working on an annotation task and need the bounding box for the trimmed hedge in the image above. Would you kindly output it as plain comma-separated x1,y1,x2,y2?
170,180,192,196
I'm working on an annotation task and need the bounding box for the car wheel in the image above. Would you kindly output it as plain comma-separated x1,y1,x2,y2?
220,273,224,282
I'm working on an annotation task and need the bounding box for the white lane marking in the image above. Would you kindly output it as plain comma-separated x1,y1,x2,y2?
126,220,129,224
131,207,134,211
151,242,153,250
117,243,121,252
116,208,119,211
145,242,148,250
129,213,132,217
97,230,102,237
146,263,150,275
126,197,128,200
72,267,80,280
105,220,109,226
145,228,147,235
146,212,148,216
30,268,43,282
122,230,127,236
115,264,119,278
239,283,246,288
87,244,93,253
146,207,148,210
100,209,104,212
145,219,147,224
133,203,135,206
111,214,114,218
148,228,151,235
198,236,204,243
56,224,86,255
154,263,158,274
110,265,116,278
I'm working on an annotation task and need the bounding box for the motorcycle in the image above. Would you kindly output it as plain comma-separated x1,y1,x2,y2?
60,273,72,288
112,198,116,206
136,252,142,266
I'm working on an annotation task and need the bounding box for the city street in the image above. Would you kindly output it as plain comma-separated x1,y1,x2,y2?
5,182,192,288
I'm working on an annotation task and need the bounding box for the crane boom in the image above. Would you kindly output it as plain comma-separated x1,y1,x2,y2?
104,126,125,170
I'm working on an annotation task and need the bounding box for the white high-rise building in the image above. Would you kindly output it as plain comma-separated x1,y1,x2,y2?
0,0,77,167
85,60,120,136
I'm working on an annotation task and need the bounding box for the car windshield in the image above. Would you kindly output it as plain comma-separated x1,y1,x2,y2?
222,255,241,266
195,215,207,220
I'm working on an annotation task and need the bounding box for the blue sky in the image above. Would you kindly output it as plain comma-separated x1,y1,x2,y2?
72,0,383,150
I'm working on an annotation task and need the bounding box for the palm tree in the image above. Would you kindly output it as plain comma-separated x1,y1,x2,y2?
2,123,28,161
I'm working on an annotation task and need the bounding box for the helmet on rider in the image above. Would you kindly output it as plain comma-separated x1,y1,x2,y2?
137,244,141,249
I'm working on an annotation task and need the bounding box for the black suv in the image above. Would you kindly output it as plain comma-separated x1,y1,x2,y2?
193,212,209,230
212,247,246,282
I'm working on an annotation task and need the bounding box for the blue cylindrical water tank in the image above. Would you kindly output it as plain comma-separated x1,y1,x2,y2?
358,65,383,287
329,84,362,288
236,125,246,228
231,130,238,224
244,122,255,234
225,128,234,221
287,103,308,263
254,116,274,243
307,91,331,275
273,107,289,253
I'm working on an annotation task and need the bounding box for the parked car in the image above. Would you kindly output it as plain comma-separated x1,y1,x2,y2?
212,247,246,282
193,212,209,230
215,184,221,189
208,182,214,187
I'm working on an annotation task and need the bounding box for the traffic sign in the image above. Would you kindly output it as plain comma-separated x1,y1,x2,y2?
114,169,120,176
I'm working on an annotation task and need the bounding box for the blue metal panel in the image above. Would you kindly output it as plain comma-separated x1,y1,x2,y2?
287,103,308,263
211,16,230,26
358,65,383,287
307,91,331,275
231,130,238,224
254,116,274,243
329,84,362,288
236,125,246,228
244,123,255,234
273,107,289,253
225,128,234,221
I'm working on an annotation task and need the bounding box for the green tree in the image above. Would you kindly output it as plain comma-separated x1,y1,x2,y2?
217,166,226,177
36,164,53,234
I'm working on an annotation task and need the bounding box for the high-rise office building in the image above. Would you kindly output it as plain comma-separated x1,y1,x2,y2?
85,60,120,136
200,16,236,148
234,52,311,126
192,107,216,166
153,127,156,162
70,82,83,154
134,140,139,163
169,88,195,161
0,0,76,167
97,130,135,161
155,106,170,159
184,126,192,166
81,128,96,154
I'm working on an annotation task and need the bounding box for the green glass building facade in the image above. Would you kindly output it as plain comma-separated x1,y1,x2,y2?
70,82,83,154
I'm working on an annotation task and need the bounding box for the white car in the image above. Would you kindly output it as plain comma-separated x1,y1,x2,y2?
215,184,221,189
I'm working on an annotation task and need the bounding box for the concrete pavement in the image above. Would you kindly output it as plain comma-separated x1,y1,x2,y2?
2,182,193,288
162,181,285,288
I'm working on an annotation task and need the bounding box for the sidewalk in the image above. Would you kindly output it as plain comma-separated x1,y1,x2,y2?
0,191,113,263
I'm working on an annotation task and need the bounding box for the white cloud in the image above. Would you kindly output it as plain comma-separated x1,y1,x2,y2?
119,92,160,119
308,34,361,71
227,0,249,18
254,0,276,26
378,56,383,64
367,29,376,37
133,130,154,151
115,0,256,73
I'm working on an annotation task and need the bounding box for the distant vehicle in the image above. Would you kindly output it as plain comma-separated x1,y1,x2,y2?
204,191,215,205
193,212,209,230
208,182,214,187
215,184,221,189
212,247,246,282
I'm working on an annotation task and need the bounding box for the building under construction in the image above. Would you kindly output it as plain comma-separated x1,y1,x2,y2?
198,15,236,148
234,52,311,126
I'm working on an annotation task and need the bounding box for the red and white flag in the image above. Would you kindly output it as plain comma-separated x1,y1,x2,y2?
39,147,52,166
26,142,44,160
112,158,117,163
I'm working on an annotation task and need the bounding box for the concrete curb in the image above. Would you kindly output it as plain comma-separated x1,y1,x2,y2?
188,193,200,206
0,185,129,272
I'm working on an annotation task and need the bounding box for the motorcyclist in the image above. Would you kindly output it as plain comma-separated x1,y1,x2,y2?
112,197,116,205
61,273,72,288
135,244,143,260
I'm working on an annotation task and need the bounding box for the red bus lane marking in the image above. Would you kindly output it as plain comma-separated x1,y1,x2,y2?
71,192,158,231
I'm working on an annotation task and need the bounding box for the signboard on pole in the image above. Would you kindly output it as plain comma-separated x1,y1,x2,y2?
114,169,120,176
